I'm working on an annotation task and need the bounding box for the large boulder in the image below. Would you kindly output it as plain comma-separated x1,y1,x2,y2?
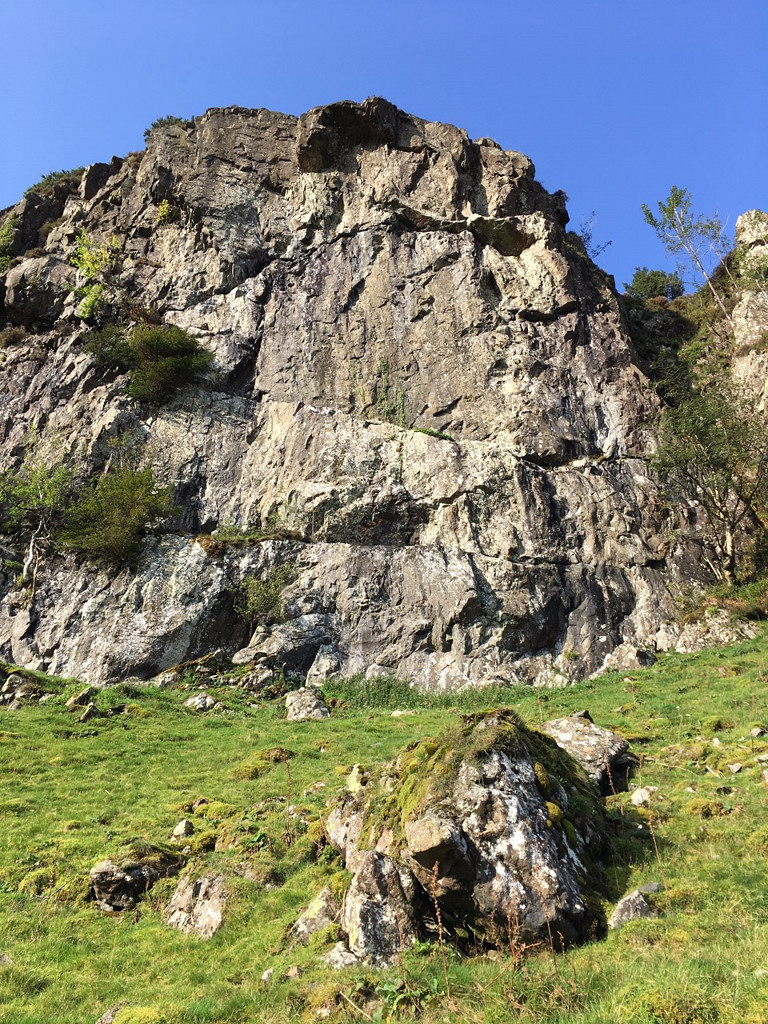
539,710,635,794
316,710,615,965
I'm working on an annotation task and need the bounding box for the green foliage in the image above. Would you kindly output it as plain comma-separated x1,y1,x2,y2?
642,186,732,322
374,358,407,426
625,267,684,301
0,325,27,349
143,115,186,141
70,229,121,281
0,215,16,272
0,448,73,541
653,367,768,582
234,564,296,625
155,199,174,224
3,631,768,1021
23,167,84,198
76,282,104,320
85,324,213,405
57,467,176,566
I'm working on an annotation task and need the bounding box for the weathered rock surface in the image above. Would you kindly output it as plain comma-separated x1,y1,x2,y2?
539,710,635,793
608,889,659,929
291,886,341,945
0,98,686,687
315,710,615,965
285,686,330,721
89,859,159,912
164,874,226,939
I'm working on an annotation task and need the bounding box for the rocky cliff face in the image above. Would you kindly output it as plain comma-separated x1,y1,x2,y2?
0,98,676,687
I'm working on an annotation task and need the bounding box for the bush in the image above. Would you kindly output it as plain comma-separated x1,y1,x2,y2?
57,467,176,566
85,323,213,405
143,115,186,141
0,325,27,349
235,564,296,626
23,167,84,198
625,266,684,300
0,216,16,272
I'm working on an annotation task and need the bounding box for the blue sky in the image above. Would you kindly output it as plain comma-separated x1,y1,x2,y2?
2,0,766,290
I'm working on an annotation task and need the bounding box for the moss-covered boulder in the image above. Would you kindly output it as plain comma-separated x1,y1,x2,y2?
321,709,612,964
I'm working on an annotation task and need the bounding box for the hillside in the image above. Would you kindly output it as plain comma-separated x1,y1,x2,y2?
2,631,768,1023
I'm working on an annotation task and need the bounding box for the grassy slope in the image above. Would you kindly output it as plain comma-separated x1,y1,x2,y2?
1,632,768,1024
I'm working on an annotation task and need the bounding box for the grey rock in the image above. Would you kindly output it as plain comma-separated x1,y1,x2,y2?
172,819,195,839
608,889,659,930
674,610,757,655
321,942,360,969
89,859,159,912
0,953,13,967
638,882,664,894
540,710,635,793
306,644,342,686
285,687,330,721
164,874,226,939
66,686,96,708
184,693,217,712
342,852,420,967
326,710,611,961
0,100,717,689
94,1006,126,1024
292,886,341,945
78,702,103,722
631,786,657,806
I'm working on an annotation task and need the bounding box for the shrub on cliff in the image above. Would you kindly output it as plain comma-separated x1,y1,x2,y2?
58,467,176,567
85,324,213,405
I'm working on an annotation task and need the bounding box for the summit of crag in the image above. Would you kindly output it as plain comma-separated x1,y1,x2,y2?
0,98,684,687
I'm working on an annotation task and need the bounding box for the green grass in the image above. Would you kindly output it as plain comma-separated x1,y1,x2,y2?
2,631,768,1023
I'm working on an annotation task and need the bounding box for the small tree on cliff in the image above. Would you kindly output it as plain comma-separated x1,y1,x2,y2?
642,186,732,323
653,369,768,583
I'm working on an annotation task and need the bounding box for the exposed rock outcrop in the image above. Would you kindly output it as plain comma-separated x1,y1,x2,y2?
164,874,226,939
0,98,681,687
315,709,615,965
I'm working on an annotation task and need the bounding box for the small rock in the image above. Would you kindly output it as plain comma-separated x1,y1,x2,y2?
152,671,178,689
184,693,218,712
540,711,635,793
306,644,342,686
66,686,96,709
321,942,360,969
261,968,274,982
638,882,664,894
712,737,722,748
94,1007,126,1024
728,762,743,774
285,687,330,722
172,819,195,839
391,709,419,717
365,664,390,680
608,890,659,930
89,859,159,912
292,886,341,945
78,703,103,723
6,699,23,711
0,953,13,966
164,875,226,939
750,726,767,738
684,786,696,793
284,965,301,980
631,786,657,806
